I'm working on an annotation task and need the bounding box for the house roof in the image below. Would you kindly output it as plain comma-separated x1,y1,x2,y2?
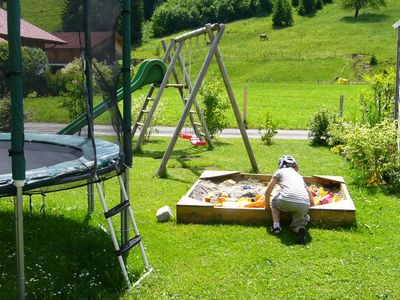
0,8,66,45
48,32,114,49
393,19,400,29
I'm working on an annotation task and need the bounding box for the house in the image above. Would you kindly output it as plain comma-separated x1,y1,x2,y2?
45,31,120,67
0,8,66,49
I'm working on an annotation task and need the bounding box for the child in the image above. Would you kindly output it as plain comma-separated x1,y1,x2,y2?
264,155,314,244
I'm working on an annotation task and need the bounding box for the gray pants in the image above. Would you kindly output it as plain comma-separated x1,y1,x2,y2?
272,198,309,229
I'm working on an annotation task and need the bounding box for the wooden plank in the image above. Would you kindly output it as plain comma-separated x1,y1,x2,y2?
199,170,241,179
311,175,345,184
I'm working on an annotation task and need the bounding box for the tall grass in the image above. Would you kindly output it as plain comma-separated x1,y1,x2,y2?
1,137,400,298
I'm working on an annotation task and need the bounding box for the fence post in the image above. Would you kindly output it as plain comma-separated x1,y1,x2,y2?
243,81,248,128
339,95,344,117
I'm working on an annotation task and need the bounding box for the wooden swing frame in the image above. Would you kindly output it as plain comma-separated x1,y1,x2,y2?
132,23,259,177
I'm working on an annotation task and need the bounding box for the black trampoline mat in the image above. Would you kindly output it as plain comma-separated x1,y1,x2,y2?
0,140,82,175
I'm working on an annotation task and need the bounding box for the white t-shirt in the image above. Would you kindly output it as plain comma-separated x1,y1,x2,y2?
272,167,310,205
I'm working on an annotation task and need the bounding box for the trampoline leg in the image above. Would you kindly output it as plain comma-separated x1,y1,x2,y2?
87,182,95,214
15,185,25,299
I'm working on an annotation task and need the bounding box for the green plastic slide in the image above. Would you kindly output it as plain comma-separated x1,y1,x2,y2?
58,59,167,135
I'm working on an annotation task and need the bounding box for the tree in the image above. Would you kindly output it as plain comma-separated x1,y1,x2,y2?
144,0,166,20
340,0,385,18
298,0,316,15
61,0,82,31
283,0,294,25
272,0,293,27
131,0,144,45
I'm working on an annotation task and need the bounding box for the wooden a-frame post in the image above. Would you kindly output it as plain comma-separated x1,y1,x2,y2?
393,19,400,152
155,23,259,177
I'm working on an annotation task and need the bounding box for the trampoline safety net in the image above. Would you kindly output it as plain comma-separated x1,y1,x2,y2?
0,0,129,196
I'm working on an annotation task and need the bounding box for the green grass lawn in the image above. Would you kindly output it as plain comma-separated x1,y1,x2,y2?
19,0,400,130
25,82,361,129
1,137,399,298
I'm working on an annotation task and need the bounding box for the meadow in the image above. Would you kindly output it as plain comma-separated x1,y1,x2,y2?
136,0,400,82
1,137,399,299
21,0,400,129
25,82,361,129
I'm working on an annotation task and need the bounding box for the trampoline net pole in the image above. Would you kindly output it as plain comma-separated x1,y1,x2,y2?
83,0,96,213
15,186,25,300
7,0,26,298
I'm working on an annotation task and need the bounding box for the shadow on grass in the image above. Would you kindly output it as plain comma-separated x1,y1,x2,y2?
0,211,126,299
267,220,358,246
340,13,389,23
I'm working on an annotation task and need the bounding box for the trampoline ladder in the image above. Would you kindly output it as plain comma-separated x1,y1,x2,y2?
95,175,153,288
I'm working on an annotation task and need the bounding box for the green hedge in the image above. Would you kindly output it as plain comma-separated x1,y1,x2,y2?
151,0,273,37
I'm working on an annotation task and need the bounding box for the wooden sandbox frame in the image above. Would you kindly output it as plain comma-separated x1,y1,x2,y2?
177,171,356,226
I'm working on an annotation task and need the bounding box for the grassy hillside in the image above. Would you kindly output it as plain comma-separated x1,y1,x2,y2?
18,0,400,82
137,0,400,83
18,0,400,129
20,0,63,32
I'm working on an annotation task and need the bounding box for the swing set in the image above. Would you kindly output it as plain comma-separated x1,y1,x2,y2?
132,23,258,177
177,35,208,146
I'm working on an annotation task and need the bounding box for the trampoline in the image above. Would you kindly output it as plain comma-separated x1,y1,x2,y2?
0,133,121,196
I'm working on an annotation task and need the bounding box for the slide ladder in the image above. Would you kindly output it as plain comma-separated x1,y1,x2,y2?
95,175,152,287
132,40,211,151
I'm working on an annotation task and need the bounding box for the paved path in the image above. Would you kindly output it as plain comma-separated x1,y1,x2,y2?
25,122,309,140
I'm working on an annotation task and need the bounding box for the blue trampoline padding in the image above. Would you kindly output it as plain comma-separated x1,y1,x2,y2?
0,133,121,196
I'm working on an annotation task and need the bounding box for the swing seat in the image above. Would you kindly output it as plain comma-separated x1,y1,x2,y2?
190,137,208,146
179,133,193,140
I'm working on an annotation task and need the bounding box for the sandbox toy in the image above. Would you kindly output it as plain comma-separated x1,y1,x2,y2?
177,171,355,226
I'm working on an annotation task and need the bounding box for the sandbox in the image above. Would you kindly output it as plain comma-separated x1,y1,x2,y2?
177,171,355,226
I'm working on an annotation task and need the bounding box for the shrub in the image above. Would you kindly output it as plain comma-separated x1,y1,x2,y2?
370,54,378,66
258,111,278,145
327,120,350,149
308,107,337,146
200,77,229,138
21,47,49,96
342,121,398,185
151,1,200,37
45,71,70,96
0,97,11,132
359,67,395,127
0,42,9,97
59,58,86,121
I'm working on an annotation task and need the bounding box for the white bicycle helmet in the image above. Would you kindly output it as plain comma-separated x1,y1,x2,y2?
278,155,298,169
